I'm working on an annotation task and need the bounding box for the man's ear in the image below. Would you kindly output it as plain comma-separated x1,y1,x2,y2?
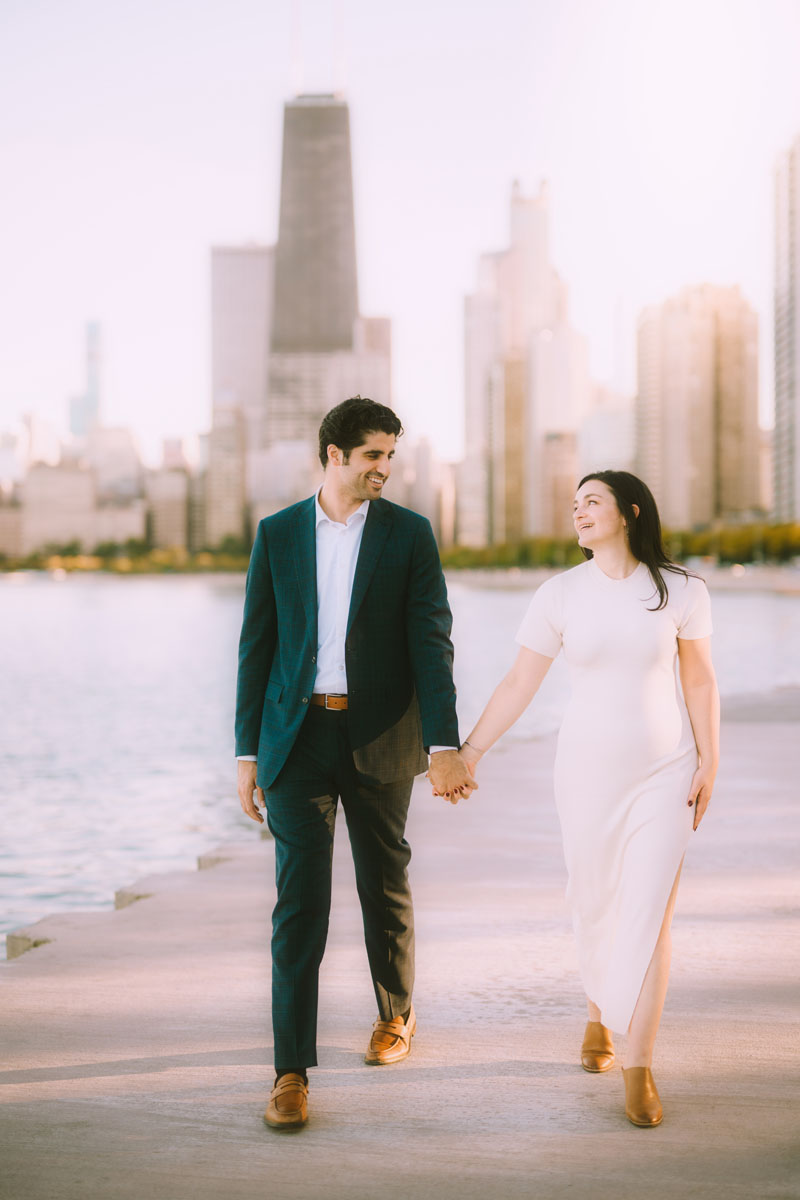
327,444,342,467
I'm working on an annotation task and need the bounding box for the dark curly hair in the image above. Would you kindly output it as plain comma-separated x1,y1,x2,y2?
317,396,403,468
577,469,694,611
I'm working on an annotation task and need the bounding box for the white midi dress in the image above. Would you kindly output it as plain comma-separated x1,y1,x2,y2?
516,559,713,1034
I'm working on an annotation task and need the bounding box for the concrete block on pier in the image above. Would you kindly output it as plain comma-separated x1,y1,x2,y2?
5,910,117,960
114,887,153,910
6,929,53,960
197,851,232,870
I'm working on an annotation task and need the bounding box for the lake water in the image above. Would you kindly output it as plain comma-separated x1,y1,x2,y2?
2,570,799,944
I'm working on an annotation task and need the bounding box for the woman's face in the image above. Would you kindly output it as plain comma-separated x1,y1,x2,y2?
573,480,627,550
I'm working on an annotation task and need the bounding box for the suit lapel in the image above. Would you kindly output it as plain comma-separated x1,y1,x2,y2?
347,500,392,633
292,497,318,636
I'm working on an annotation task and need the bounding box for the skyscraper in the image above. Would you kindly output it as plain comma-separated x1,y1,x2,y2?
265,94,391,450
211,245,274,443
459,181,589,545
271,96,358,353
774,134,800,522
207,244,275,541
636,284,760,529
69,322,102,438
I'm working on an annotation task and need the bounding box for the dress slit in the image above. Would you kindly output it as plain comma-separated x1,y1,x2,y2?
595,833,689,1035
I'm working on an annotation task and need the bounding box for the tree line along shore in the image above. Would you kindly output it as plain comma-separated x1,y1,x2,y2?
1,523,800,574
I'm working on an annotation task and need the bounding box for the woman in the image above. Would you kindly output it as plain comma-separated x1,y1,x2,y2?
457,470,719,1127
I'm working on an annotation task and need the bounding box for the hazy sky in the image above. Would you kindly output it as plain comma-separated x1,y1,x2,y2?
2,0,799,464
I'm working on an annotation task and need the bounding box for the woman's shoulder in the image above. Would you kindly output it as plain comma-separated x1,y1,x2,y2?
664,567,710,601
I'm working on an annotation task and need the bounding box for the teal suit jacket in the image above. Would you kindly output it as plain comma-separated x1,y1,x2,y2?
235,495,460,790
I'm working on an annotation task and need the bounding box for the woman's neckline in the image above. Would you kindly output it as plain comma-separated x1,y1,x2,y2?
589,557,645,583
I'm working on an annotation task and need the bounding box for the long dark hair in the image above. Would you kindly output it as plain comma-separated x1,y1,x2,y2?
577,470,692,611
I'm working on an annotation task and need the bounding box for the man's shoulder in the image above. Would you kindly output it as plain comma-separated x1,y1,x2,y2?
376,497,432,533
255,496,315,537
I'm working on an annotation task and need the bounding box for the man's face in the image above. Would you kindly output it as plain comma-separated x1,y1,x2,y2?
329,431,396,502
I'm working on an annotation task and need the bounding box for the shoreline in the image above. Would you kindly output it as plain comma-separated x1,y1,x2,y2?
2,561,800,594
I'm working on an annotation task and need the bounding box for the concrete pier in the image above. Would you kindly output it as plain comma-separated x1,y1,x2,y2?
2,712,798,1199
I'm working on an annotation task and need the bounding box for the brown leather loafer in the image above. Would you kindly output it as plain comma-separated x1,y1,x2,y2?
623,1066,663,1127
365,1004,416,1065
581,1020,615,1072
264,1073,308,1129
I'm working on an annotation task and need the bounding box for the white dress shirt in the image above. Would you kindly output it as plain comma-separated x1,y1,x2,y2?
237,491,454,759
313,492,369,692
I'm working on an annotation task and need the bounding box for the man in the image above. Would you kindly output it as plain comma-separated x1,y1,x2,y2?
236,396,475,1130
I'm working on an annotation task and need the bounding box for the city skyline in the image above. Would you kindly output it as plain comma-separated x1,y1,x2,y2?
2,0,800,464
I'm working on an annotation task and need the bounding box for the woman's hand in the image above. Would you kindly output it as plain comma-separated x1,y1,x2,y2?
687,763,716,831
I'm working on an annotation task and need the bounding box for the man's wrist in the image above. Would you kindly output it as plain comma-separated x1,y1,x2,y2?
237,755,257,762
429,746,458,757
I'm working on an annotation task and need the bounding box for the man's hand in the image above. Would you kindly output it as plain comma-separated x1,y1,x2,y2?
238,759,265,824
427,749,478,805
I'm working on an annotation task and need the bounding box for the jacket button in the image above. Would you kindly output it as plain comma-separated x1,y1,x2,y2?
301,696,308,704
311,655,316,662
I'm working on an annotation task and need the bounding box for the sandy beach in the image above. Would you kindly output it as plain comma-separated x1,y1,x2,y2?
2,705,798,1200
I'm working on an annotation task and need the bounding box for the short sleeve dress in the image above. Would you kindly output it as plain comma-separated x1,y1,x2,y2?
516,559,713,1033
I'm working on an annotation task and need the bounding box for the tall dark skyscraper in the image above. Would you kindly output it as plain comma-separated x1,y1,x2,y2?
271,95,359,353
265,93,390,450
205,92,391,543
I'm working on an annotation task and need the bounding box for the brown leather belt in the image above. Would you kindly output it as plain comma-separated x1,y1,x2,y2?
310,693,348,710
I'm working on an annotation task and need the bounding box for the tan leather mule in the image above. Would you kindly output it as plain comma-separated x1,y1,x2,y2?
623,1066,663,1127
581,1020,615,1072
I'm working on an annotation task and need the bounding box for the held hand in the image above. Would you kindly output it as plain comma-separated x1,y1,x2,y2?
237,759,266,825
427,748,478,806
687,763,716,831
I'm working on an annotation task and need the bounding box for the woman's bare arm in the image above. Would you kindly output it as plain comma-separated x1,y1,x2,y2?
458,647,555,783
677,635,720,830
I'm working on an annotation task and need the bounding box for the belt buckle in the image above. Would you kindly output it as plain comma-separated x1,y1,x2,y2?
324,694,334,710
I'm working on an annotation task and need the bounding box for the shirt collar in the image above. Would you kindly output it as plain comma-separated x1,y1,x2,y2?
315,491,370,530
